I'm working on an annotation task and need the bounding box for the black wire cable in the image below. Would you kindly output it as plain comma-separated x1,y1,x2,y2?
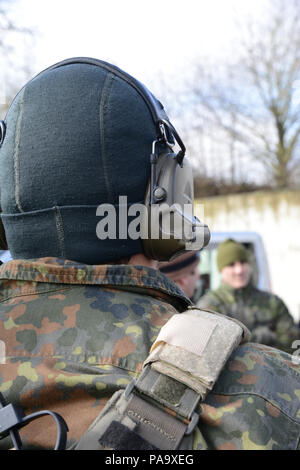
0,392,68,450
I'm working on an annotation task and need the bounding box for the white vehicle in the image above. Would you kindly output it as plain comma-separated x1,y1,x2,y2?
193,231,271,302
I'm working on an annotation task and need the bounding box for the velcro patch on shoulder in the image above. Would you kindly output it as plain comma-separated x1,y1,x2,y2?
99,420,158,451
145,308,248,397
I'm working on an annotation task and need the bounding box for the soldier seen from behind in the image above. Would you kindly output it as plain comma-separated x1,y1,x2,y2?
0,59,300,450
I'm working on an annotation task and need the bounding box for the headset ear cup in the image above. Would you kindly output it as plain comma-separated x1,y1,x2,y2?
142,151,198,261
143,232,187,262
0,122,8,250
0,121,6,147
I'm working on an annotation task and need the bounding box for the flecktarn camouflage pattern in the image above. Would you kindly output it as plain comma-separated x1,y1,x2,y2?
196,342,300,450
0,259,300,450
0,258,190,449
198,282,299,353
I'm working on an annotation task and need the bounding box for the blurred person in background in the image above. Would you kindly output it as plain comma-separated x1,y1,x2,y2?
159,251,201,300
198,238,299,352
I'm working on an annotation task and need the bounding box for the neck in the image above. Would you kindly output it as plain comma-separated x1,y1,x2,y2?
221,280,252,291
128,253,159,270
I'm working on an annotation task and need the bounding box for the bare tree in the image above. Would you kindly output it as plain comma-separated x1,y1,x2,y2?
186,0,300,188
0,0,34,117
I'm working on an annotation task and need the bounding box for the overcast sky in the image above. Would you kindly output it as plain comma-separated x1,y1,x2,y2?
0,0,269,181
9,0,266,85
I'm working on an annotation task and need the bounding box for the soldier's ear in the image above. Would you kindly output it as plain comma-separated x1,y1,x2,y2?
175,276,187,291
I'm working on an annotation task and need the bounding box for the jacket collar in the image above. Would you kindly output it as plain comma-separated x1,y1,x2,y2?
0,257,192,312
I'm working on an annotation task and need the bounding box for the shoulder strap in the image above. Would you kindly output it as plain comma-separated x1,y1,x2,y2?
72,308,250,450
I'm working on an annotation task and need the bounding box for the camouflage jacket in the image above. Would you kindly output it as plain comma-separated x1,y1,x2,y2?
0,258,300,450
198,282,299,353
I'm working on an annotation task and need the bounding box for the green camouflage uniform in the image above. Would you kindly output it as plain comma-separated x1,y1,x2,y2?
198,282,299,353
0,258,300,450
